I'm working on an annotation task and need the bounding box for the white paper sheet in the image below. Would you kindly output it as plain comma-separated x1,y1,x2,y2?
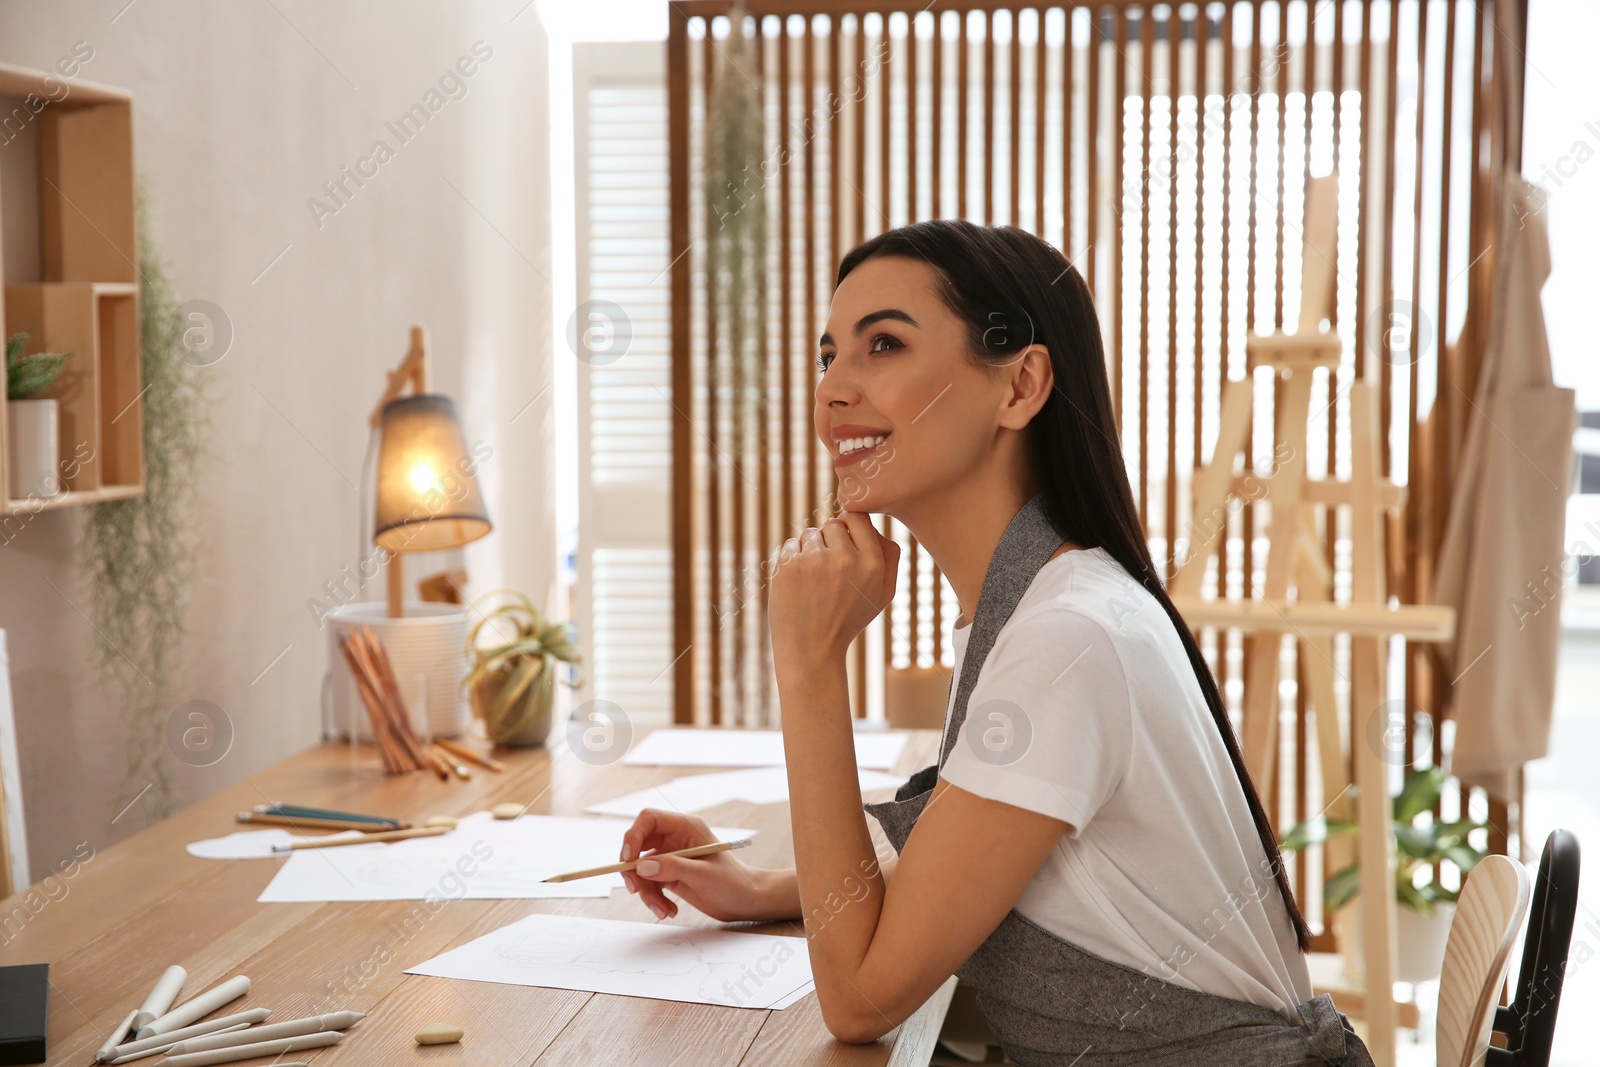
770,981,815,1009
584,766,906,818
406,912,814,1010
255,813,757,903
621,728,910,771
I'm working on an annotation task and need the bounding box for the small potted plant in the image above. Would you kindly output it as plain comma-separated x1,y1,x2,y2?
6,332,71,498
1280,765,1489,984
463,588,581,746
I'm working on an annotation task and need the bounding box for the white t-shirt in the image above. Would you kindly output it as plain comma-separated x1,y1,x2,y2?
937,545,1313,1019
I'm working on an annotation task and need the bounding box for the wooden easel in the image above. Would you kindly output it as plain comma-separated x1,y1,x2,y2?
1168,174,1456,1067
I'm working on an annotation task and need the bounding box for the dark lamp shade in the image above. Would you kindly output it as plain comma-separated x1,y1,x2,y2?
373,394,491,553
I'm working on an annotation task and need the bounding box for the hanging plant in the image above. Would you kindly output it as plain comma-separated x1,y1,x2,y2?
81,189,209,821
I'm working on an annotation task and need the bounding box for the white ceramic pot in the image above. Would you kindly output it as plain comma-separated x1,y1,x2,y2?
1396,901,1456,985
325,602,472,741
1333,898,1457,987
7,398,62,499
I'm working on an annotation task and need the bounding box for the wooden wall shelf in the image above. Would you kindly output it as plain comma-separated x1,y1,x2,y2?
0,61,141,515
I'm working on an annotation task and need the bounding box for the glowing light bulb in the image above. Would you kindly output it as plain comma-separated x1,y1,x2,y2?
408,462,439,494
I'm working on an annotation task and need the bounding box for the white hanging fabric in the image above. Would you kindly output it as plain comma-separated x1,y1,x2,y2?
1433,173,1578,803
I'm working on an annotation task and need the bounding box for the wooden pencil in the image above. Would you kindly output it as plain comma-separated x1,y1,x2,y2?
346,630,411,765
428,745,472,780
542,838,752,882
434,736,505,772
337,633,408,772
360,627,432,769
269,826,451,852
422,744,454,781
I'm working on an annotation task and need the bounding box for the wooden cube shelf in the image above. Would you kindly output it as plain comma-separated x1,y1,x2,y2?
5,282,142,498
0,61,142,514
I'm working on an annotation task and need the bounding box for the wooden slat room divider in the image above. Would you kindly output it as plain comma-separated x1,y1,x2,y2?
667,0,1526,944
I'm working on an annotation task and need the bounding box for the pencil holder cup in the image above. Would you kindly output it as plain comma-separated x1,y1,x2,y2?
326,602,472,741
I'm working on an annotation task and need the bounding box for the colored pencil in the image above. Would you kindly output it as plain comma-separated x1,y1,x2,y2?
256,803,401,826
237,812,407,833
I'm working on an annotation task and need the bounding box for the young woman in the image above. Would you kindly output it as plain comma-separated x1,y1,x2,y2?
619,221,1372,1066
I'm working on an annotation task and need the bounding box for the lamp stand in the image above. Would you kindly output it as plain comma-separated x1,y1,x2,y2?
371,325,431,427
387,551,405,618
374,325,431,618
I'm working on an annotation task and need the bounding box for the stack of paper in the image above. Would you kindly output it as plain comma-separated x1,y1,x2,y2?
585,765,905,818
622,727,910,770
407,913,815,1009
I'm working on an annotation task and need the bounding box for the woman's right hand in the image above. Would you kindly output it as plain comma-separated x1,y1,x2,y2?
619,808,796,923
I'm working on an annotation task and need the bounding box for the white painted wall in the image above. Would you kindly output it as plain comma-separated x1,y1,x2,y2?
1526,0,1600,413
0,1,556,880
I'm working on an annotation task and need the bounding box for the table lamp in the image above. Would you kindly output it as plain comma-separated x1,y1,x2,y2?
369,325,492,617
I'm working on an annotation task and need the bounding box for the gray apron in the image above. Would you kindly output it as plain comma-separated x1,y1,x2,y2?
863,494,1373,1067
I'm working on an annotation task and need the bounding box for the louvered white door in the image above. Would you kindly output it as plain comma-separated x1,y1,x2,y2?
573,41,674,727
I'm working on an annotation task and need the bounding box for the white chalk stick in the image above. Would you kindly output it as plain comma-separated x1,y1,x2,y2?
106,1006,269,1060
132,964,186,1029
167,1010,365,1054
95,1009,139,1062
103,1023,249,1064
135,974,249,1038
158,1029,344,1067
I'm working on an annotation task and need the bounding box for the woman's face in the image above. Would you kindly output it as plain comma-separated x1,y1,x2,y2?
815,254,1021,516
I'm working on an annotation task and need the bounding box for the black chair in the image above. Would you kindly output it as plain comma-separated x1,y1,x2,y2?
1485,829,1581,1066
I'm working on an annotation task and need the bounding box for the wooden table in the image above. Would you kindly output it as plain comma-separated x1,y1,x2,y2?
1,726,954,1066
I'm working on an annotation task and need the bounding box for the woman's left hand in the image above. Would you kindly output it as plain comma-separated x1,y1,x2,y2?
769,511,900,668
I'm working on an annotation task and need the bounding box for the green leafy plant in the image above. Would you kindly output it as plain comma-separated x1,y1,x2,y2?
464,589,581,744
1280,766,1489,915
81,190,209,821
5,331,71,400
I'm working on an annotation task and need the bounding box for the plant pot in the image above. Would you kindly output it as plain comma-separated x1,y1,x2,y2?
325,602,472,741
1396,901,1455,984
7,398,63,499
1333,898,1456,987
472,660,555,746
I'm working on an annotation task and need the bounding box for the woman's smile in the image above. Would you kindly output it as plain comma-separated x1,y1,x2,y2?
833,428,891,467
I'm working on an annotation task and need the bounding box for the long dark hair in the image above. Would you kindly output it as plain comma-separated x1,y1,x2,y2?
836,220,1311,953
